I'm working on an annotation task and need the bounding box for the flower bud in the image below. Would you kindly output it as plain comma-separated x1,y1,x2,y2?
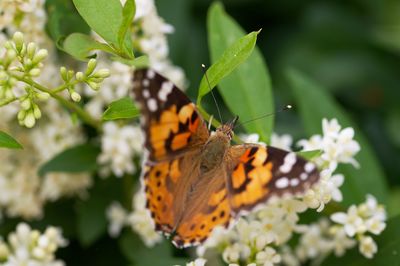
27,42,37,59
60,67,68,81
17,109,26,121
0,71,8,85
29,68,41,77
67,70,74,80
93,69,110,78
33,105,41,119
87,81,100,90
85,59,97,75
24,112,36,128
0,242,10,260
20,98,31,110
6,49,17,62
70,91,81,102
12,32,24,52
32,49,48,64
36,92,50,101
75,71,85,82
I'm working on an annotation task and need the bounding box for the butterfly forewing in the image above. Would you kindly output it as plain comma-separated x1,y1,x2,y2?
133,69,209,162
226,145,320,215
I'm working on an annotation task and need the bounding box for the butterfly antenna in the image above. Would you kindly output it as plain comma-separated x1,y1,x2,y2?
202,64,223,123
234,105,292,129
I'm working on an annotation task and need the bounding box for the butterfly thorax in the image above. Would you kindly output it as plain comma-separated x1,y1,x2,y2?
199,126,233,173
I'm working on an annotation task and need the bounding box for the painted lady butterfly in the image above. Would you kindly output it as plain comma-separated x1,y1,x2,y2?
132,69,320,248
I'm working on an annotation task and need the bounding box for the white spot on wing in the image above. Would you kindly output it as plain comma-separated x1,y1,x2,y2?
275,177,289,189
147,70,155,79
305,162,315,173
290,178,299,187
142,79,150,87
147,98,157,111
143,89,150,98
158,81,174,101
300,173,308,180
279,152,297,173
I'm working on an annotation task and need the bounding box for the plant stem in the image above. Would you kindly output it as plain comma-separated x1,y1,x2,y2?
11,74,101,130
0,97,17,107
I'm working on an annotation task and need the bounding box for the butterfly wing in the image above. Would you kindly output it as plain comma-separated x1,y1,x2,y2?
133,69,210,239
143,149,232,248
226,145,320,215
171,166,232,248
133,69,209,162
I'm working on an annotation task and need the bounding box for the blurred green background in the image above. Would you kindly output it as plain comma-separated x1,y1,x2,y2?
156,0,400,188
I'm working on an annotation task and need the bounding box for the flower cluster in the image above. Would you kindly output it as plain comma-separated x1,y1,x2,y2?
0,223,67,266
181,118,384,266
298,118,360,212
106,191,163,247
331,194,386,258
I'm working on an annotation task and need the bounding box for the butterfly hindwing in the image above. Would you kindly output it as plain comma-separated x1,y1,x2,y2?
226,145,319,215
133,69,209,162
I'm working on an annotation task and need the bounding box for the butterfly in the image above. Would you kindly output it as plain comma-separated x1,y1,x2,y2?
132,69,320,248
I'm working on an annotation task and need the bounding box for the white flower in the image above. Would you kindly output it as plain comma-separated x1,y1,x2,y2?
270,133,293,151
255,246,281,266
359,235,377,259
127,191,163,247
331,205,366,237
303,169,344,212
328,226,356,256
186,258,207,266
298,118,360,171
1,222,66,265
98,122,143,177
106,202,128,237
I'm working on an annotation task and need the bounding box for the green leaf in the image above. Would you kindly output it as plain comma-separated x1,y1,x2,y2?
111,55,149,67
0,131,23,149
296,149,323,160
198,29,259,102
118,0,135,57
102,97,140,121
287,69,388,205
119,232,187,265
76,178,122,246
62,33,114,61
38,144,100,176
206,2,274,142
72,0,124,48
45,0,91,43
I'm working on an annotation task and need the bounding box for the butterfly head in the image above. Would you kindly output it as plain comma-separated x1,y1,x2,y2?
216,116,238,141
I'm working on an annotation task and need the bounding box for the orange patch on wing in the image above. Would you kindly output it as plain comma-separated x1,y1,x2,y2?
169,159,181,183
208,188,227,206
178,104,194,124
171,132,191,151
144,162,175,230
230,147,273,210
232,164,246,189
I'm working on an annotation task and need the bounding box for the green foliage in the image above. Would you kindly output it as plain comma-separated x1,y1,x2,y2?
0,131,23,149
102,97,140,121
287,69,388,206
206,2,274,142
38,144,100,176
296,149,323,160
62,33,115,60
61,0,135,61
119,232,188,265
